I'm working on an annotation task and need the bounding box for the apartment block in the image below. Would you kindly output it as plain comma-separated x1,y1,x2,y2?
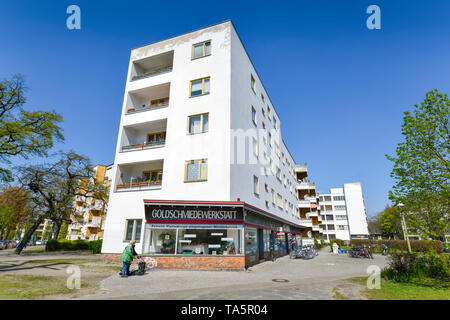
319,182,369,242
67,164,113,241
101,21,307,269
295,164,323,245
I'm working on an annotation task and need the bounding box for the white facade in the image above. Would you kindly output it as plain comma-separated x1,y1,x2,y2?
102,21,302,256
319,182,369,242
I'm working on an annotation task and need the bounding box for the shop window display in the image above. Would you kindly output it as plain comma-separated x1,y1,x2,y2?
143,226,242,255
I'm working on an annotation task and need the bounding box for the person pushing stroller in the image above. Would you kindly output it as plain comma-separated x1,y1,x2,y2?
119,240,140,278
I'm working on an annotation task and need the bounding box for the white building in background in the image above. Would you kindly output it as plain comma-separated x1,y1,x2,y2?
101,21,308,269
319,182,369,242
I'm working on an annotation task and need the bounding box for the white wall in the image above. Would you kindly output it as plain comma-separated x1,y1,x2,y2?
343,182,369,236
229,25,299,227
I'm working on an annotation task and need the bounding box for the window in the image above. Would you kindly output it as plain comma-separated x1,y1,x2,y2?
245,228,258,254
324,196,332,202
277,193,283,208
142,170,163,183
252,137,258,157
336,215,348,220
267,105,271,120
251,106,257,126
265,183,269,192
250,74,255,92
271,189,275,204
150,97,169,107
326,215,334,221
124,219,142,242
273,118,277,129
143,227,242,255
147,132,166,144
268,132,272,146
333,195,345,201
185,159,208,182
192,40,211,59
334,205,346,211
262,122,266,130
338,225,349,230
263,136,267,145
262,108,265,118
190,77,210,97
188,113,209,134
253,175,259,195
261,94,265,102
328,234,336,240
327,224,335,231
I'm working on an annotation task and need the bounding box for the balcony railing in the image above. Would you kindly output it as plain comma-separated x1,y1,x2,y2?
87,216,102,228
127,101,169,114
116,180,162,192
121,140,166,153
131,66,173,82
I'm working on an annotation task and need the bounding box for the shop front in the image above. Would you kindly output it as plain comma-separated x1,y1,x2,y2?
139,200,305,270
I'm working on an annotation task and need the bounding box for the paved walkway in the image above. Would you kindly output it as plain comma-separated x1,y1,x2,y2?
79,250,387,300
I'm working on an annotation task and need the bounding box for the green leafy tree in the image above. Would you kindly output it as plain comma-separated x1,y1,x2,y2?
0,187,34,240
0,74,64,181
386,89,450,239
378,205,403,239
58,222,69,240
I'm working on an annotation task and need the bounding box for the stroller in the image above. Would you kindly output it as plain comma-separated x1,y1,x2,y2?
119,256,147,276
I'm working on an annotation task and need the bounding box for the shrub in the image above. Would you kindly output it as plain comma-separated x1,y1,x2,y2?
45,239,89,252
382,252,450,283
88,240,103,254
351,239,442,254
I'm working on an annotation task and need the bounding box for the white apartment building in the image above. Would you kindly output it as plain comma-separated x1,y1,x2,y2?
319,182,369,242
101,21,306,269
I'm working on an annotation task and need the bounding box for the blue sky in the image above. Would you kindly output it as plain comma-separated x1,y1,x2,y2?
1,0,449,217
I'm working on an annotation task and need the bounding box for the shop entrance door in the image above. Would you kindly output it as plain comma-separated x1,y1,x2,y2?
257,229,265,262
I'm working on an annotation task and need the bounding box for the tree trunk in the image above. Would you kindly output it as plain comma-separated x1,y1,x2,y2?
53,219,62,240
15,216,43,255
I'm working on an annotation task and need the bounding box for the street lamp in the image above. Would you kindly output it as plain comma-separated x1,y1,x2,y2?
398,203,412,253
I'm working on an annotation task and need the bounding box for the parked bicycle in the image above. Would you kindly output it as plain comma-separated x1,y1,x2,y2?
289,245,317,260
348,245,373,259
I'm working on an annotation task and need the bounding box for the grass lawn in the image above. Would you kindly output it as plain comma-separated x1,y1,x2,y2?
350,277,450,300
0,274,88,299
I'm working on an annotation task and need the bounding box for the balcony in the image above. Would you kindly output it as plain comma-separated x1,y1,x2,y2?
115,160,163,192
86,216,102,228
130,51,174,82
116,180,162,192
119,119,167,158
306,211,319,218
126,83,170,115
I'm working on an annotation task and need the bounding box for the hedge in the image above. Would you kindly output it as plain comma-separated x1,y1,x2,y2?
382,252,450,283
351,239,443,254
45,239,103,253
